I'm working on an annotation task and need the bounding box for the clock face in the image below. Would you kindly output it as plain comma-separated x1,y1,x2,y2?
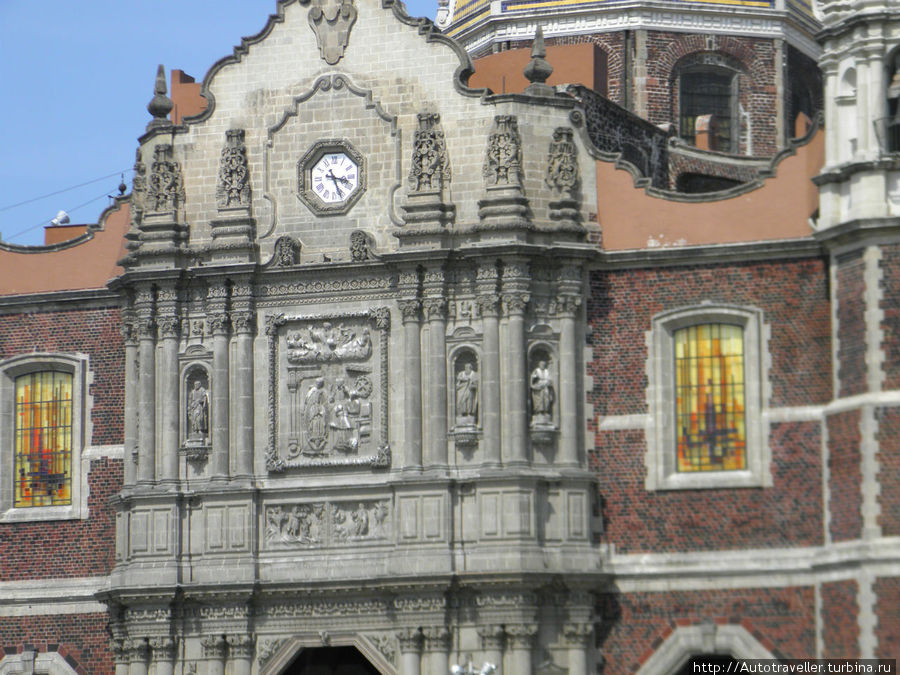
311,152,359,204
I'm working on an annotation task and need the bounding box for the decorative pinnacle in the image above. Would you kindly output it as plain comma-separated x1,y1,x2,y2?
146,64,173,131
524,25,554,97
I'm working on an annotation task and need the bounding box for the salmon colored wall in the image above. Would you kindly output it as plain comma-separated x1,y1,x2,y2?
170,69,207,125
0,203,129,296
597,127,825,250
43,224,88,246
469,44,604,94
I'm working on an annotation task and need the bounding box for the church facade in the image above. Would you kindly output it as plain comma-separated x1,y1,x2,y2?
0,0,898,673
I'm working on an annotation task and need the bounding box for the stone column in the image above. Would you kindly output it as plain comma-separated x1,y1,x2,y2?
477,625,505,675
137,318,157,483
122,321,139,486
150,637,176,675
227,635,254,675
422,626,451,675
397,627,423,675
501,292,529,465
201,636,226,675
399,300,423,470
423,297,448,469
111,639,130,675
209,313,231,478
232,312,255,476
157,315,181,482
127,639,150,675
506,624,537,674
563,623,593,674
557,294,581,467
477,294,501,467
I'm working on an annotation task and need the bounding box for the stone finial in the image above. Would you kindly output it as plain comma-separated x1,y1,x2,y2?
524,26,554,97
146,65,173,131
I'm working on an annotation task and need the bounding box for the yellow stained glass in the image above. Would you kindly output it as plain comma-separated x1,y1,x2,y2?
674,324,746,472
14,371,73,507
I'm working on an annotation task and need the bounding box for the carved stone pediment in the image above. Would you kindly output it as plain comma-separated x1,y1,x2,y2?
266,309,390,471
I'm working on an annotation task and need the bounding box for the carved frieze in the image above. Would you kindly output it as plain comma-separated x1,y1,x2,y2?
146,144,185,214
266,310,390,471
217,129,251,209
264,499,390,548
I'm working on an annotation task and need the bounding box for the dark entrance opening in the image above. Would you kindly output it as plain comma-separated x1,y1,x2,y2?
676,654,740,674
283,646,380,675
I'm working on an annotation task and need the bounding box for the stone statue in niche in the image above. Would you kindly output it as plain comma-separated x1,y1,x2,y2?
454,357,479,427
530,357,555,427
185,370,210,445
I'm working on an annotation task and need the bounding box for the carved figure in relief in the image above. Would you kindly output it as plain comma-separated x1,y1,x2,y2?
329,379,356,451
530,360,555,423
286,323,372,363
187,379,209,441
455,362,479,423
304,378,328,453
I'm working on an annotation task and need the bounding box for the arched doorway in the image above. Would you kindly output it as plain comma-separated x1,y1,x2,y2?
676,655,740,674
283,646,380,675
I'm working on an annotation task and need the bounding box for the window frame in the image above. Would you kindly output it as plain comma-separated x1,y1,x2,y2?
646,305,771,491
674,53,745,154
0,353,90,521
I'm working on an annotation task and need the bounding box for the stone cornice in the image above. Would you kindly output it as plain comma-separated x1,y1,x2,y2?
597,237,823,270
0,288,119,315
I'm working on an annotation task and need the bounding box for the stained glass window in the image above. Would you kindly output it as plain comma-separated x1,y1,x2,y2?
674,324,746,472
14,371,73,507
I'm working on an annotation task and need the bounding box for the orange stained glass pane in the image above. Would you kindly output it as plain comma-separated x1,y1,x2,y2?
674,324,746,472
14,371,73,507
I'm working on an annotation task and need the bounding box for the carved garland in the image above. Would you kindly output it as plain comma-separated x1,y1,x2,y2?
266,309,390,471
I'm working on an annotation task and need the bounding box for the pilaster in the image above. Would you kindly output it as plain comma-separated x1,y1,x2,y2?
399,297,424,470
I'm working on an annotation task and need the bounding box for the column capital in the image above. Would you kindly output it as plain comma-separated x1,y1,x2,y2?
232,311,256,335
398,299,422,324
208,313,231,336
500,292,529,317
137,317,157,340
226,634,255,659
563,622,594,648
201,635,227,659
551,294,582,318
110,639,130,666
157,316,181,339
505,623,538,650
422,626,452,653
422,297,448,322
149,636,177,662
127,638,150,664
476,294,500,318
396,627,423,654
476,624,506,651
121,321,138,346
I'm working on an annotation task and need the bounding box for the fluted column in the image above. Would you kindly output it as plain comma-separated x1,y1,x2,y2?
399,300,423,470
201,635,226,675
137,317,157,482
122,321,139,486
397,627,423,675
501,292,529,465
564,623,593,674
506,624,537,674
477,294,501,467
232,312,255,476
423,626,451,675
227,635,254,675
157,314,181,482
209,313,231,478
150,637,176,675
423,297,448,469
127,639,150,675
557,294,581,467
477,625,505,675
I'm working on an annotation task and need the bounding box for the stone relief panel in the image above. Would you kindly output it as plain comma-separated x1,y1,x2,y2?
264,498,391,548
266,309,390,471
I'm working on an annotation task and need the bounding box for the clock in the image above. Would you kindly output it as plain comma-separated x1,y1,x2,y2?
298,140,366,215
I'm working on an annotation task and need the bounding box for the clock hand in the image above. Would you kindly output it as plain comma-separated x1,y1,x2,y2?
326,170,344,198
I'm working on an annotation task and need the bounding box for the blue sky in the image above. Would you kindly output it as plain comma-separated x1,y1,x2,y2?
0,0,436,247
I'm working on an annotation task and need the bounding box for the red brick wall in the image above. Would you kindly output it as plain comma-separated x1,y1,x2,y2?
588,258,832,418
875,577,900,659
822,580,859,658
598,588,814,675
0,306,124,445
592,422,823,552
880,244,900,390
0,458,122,581
876,408,900,536
827,410,863,543
836,250,867,398
0,614,112,675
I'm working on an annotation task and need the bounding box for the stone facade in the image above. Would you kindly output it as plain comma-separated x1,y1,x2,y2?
0,0,899,673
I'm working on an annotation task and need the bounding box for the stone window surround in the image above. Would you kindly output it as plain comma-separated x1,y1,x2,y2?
0,651,79,675
0,352,90,522
645,304,771,491
635,623,775,675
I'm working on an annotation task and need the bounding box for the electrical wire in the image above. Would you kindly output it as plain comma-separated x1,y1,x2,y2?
5,189,120,242
0,169,129,214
